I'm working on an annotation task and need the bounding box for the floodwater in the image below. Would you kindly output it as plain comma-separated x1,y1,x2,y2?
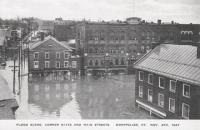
15,74,154,119
15,74,133,119
1,60,154,119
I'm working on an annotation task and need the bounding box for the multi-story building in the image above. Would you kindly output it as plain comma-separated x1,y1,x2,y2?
0,29,11,63
29,36,79,79
134,44,200,119
76,18,200,75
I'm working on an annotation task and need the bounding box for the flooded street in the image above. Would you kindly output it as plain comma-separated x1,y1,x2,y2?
16,75,136,119
1,60,154,119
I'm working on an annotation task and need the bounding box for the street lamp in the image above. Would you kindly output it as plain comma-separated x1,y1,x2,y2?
84,53,88,56
104,53,110,77
84,53,88,75
126,53,129,74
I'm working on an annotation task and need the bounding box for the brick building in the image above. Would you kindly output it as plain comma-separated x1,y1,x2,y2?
29,36,79,79
54,21,76,41
134,44,200,119
75,18,200,75
0,29,11,63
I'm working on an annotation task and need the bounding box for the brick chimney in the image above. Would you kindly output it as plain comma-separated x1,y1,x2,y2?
40,32,44,41
197,42,200,58
157,19,161,25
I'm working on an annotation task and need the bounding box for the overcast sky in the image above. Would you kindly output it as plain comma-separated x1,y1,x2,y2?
0,0,199,23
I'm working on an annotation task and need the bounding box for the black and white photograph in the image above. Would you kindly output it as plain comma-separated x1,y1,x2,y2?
0,0,200,129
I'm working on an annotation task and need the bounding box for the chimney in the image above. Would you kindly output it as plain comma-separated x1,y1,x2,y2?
40,32,44,41
152,42,159,49
157,19,161,25
197,42,200,58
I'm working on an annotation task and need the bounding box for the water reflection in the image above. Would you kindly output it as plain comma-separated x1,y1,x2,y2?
16,74,152,119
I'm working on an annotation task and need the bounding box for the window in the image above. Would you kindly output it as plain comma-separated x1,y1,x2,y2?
110,60,113,66
182,103,190,119
148,89,153,102
139,71,144,81
45,52,49,59
34,61,39,68
64,51,70,59
159,77,165,89
148,74,153,85
34,52,39,59
72,61,77,68
55,61,60,68
95,60,99,66
100,60,104,66
158,93,164,108
169,98,175,113
139,86,143,98
115,58,119,65
89,60,93,66
64,61,69,68
183,84,190,98
45,61,50,68
170,80,177,93
56,52,60,59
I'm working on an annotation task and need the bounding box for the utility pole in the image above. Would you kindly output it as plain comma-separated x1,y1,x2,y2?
13,58,16,94
9,54,19,95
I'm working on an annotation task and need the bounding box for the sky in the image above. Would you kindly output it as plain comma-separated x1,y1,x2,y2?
0,0,199,24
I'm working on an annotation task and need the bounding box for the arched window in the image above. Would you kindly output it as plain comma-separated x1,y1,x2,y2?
121,58,125,65
95,48,98,53
120,31,125,41
95,60,99,66
89,60,93,66
115,58,119,65
147,31,150,39
101,60,104,66
110,60,113,66
100,31,105,41
110,31,115,41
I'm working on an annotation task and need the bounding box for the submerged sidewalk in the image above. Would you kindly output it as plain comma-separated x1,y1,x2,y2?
0,74,19,119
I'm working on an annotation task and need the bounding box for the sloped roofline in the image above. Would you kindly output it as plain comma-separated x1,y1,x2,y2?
134,44,200,86
29,36,73,51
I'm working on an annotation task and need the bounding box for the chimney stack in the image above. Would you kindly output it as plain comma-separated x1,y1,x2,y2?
197,42,200,58
157,19,161,25
152,42,159,49
40,32,44,41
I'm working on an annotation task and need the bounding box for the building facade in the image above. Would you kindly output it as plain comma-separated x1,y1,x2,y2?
134,44,200,119
29,36,79,79
76,18,200,75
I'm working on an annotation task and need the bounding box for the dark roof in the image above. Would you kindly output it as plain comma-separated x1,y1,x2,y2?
29,36,73,51
134,44,200,86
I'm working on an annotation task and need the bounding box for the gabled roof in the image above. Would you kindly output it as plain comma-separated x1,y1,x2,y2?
29,36,73,51
134,44,200,86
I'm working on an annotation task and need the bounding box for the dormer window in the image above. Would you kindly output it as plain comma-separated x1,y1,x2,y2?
48,44,52,47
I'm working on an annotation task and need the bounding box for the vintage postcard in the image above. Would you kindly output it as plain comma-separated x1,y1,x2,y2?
0,0,199,130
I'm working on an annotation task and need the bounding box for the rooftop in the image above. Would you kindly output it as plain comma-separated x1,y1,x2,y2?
29,36,73,51
134,44,200,86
